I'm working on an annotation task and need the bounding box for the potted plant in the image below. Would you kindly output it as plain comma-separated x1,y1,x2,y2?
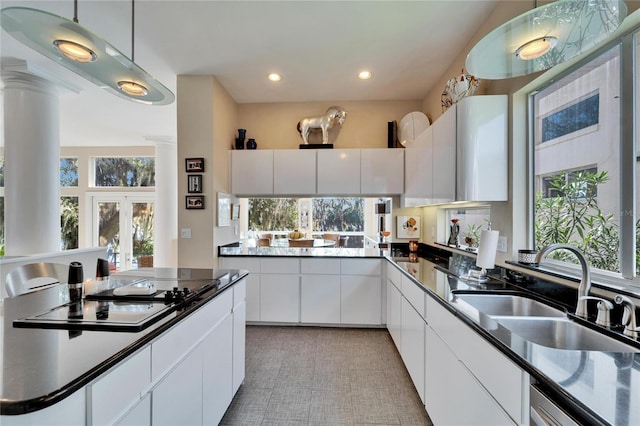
464,224,481,248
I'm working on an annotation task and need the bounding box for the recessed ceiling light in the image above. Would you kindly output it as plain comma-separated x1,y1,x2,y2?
358,70,372,80
53,39,96,63
118,81,149,97
515,36,558,60
268,73,281,82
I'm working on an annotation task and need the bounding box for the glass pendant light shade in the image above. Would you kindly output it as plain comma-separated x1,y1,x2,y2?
466,0,627,80
1,7,174,105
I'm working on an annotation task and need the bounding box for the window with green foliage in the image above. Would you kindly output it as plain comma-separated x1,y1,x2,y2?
312,198,364,232
94,157,155,187
532,34,640,281
60,158,78,187
248,199,298,231
60,197,79,250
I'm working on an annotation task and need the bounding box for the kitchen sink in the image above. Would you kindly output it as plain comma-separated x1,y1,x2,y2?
494,317,638,352
453,293,566,317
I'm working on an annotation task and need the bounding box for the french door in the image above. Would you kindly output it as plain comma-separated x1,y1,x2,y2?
91,194,154,271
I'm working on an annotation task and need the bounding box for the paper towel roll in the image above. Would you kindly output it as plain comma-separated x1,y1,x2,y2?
476,230,499,269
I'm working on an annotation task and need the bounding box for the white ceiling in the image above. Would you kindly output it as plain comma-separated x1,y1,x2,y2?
1,0,500,147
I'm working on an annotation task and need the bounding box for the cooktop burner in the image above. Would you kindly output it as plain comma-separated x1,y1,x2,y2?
13,277,228,332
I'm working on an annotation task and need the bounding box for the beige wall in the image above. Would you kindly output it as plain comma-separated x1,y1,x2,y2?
238,100,423,150
177,76,239,268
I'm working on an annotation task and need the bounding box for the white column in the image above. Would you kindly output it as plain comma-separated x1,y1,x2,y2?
2,69,60,255
152,138,178,267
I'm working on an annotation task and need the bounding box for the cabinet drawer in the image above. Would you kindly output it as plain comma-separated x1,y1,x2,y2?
401,275,425,319
427,296,526,423
301,258,341,274
152,290,232,381
340,259,381,276
233,279,246,307
220,257,260,273
387,262,402,287
89,346,151,426
260,258,300,274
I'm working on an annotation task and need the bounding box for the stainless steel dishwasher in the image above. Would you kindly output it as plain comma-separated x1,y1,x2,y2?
530,385,580,426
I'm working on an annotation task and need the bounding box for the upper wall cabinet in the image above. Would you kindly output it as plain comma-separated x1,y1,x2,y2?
273,149,316,194
456,95,508,202
317,149,361,195
230,151,274,195
401,95,507,206
361,149,404,195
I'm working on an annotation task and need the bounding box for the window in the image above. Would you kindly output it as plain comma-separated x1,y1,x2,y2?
446,207,491,248
541,93,599,142
532,42,627,277
61,197,79,250
247,197,367,247
94,157,155,187
540,167,598,199
60,158,78,187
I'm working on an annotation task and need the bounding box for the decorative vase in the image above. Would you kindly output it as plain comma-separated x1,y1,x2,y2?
448,220,460,247
246,138,257,149
235,129,246,150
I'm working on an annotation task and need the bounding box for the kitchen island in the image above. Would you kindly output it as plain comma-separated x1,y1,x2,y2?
1,267,247,425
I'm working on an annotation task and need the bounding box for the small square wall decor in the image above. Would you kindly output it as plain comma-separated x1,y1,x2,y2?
185,158,204,172
397,216,420,239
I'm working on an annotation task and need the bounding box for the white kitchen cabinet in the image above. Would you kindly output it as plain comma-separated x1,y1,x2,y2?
116,394,150,426
401,297,426,403
386,278,402,349
152,346,203,426
431,104,456,203
341,274,382,325
219,257,260,322
301,274,341,323
426,296,527,424
360,148,404,194
0,389,85,426
230,150,274,195
456,95,508,201
232,281,246,394
89,346,151,426
403,126,433,201
202,314,233,425
260,274,300,322
273,149,316,194
317,149,361,194
425,326,515,426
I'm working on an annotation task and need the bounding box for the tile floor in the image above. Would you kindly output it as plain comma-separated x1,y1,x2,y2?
220,326,433,425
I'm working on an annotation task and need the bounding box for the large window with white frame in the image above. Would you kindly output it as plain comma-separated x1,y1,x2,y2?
531,28,639,285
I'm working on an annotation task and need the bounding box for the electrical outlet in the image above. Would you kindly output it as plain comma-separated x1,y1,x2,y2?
181,228,192,239
497,236,507,253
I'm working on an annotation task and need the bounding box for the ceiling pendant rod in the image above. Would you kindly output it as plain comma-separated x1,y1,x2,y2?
73,0,78,23
131,0,135,61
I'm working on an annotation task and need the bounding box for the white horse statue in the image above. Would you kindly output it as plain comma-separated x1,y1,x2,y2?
297,106,347,144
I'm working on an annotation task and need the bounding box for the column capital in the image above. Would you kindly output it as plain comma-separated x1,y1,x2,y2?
1,57,80,95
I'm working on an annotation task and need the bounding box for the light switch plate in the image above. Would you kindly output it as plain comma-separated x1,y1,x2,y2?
181,228,192,239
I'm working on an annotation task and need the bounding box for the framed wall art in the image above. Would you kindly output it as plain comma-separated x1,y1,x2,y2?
185,157,205,172
397,215,421,238
186,195,205,210
231,203,240,220
187,174,203,193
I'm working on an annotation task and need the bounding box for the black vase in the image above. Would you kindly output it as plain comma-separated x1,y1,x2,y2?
235,138,244,150
247,138,257,149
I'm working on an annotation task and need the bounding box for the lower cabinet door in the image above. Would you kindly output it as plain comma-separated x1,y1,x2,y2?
245,273,260,322
341,275,381,325
387,280,402,349
401,297,425,403
260,274,300,322
425,326,515,426
301,275,341,323
202,314,234,425
233,301,247,394
116,394,150,426
152,347,203,426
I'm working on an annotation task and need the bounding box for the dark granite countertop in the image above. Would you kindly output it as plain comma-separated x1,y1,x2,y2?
0,268,247,416
219,244,385,258
390,255,640,426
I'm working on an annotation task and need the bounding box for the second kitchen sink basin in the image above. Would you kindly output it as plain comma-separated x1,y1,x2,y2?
495,317,638,352
453,293,566,317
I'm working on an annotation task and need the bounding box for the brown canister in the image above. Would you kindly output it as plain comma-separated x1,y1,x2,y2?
409,240,419,252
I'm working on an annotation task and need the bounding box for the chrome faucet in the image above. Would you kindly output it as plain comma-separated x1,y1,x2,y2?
535,244,591,319
614,295,640,339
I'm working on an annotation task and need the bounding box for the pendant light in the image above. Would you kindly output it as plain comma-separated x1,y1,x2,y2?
1,0,174,105
465,0,627,80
